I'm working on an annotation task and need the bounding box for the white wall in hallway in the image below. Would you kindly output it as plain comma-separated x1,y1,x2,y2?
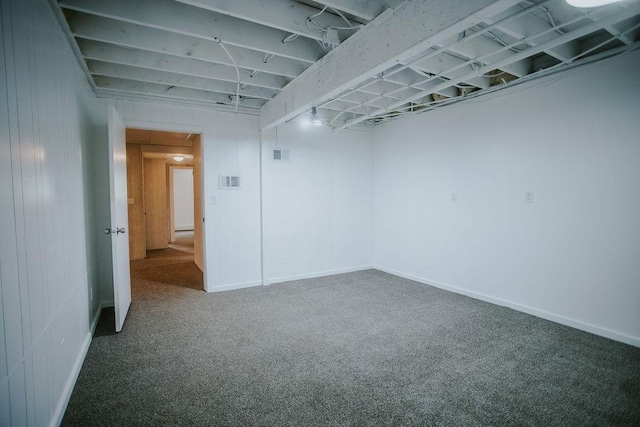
173,168,195,231
111,100,263,292
262,123,374,283
372,50,640,346
0,0,106,425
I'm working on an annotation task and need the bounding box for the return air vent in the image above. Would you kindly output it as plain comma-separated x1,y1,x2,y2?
273,148,290,161
219,175,240,189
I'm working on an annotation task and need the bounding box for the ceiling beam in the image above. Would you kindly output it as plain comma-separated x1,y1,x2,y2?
93,76,266,108
313,0,387,21
87,61,276,100
260,0,523,130
67,12,308,78
59,0,324,63
175,0,356,42
78,40,288,91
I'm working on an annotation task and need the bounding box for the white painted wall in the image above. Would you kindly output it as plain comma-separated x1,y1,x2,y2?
262,123,374,283
0,0,106,425
173,168,194,231
112,100,263,292
373,50,640,346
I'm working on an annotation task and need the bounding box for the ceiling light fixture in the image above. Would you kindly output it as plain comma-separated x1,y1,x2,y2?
173,155,185,162
565,0,624,7
311,107,323,126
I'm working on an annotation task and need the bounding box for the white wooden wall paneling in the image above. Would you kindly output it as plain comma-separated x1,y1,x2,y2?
0,6,17,416
2,2,30,424
1,0,104,425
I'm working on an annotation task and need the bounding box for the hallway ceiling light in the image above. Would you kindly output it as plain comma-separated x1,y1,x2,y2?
566,0,625,7
173,155,185,162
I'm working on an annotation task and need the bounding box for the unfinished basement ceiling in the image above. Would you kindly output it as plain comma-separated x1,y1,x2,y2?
54,0,640,130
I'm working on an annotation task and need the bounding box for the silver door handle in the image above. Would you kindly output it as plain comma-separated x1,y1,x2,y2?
105,228,115,234
116,227,126,234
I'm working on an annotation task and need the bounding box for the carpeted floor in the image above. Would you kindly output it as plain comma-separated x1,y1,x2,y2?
63,270,640,426
129,230,203,292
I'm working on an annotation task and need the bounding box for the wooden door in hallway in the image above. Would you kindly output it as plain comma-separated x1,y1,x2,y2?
144,158,168,250
193,135,204,271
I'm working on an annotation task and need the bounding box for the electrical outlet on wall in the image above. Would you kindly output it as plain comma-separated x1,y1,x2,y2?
525,191,534,203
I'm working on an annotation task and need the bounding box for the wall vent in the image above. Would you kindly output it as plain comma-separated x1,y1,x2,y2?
273,148,290,161
219,175,240,189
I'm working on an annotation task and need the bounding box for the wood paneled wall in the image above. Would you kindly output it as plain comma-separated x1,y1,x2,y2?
126,144,145,260
144,158,169,250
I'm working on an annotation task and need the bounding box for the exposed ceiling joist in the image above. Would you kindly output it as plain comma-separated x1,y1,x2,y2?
59,0,324,63
603,18,640,45
88,61,275,100
488,7,583,62
79,40,288,90
260,0,522,130
443,34,533,77
52,0,640,128
408,54,491,89
67,12,308,78
313,0,388,22
94,77,266,108
175,0,356,42
335,3,640,130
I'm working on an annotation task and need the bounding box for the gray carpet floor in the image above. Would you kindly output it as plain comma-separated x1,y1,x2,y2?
63,269,640,426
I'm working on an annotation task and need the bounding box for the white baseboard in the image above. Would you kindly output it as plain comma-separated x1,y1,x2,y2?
50,331,92,427
89,305,101,335
207,280,262,293
266,265,375,286
374,265,640,348
52,299,116,427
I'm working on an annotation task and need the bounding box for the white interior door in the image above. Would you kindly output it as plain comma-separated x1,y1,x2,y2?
107,105,131,332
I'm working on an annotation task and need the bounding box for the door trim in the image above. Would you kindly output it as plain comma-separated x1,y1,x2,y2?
119,120,209,292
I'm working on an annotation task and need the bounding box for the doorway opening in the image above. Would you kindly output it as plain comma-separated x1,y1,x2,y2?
125,128,205,293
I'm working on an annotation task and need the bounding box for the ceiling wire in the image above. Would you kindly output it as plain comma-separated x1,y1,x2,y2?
306,5,363,50
214,37,240,114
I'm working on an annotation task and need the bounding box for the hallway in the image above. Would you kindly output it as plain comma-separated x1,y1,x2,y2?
131,231,203,294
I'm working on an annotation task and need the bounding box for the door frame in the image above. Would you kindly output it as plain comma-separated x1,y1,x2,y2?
120,120,209,292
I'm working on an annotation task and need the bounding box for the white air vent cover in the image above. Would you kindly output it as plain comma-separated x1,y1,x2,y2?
273,148,290,161
219,175,240,189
